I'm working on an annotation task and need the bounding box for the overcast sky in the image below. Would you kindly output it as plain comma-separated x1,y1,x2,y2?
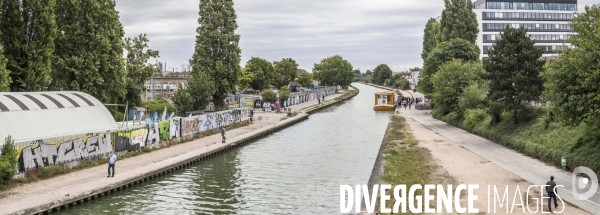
115,0,597,73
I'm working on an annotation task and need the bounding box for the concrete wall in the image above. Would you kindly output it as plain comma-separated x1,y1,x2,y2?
14,107,251,177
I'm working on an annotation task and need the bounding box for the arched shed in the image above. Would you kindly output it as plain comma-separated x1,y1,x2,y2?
0,91,118,145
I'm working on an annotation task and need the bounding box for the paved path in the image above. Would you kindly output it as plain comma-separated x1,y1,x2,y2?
0,91,347,215
400,98,600,214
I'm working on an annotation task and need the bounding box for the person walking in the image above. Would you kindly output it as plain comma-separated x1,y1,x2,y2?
221,127,226,143
546,176,559,212
107,152,116,177
322,95,325,103
317,97,321,105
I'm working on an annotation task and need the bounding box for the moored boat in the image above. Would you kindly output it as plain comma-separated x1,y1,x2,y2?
374,91,396,111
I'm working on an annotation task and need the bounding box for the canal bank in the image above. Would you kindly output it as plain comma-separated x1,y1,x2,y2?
0,87,358,215
361,83,593,214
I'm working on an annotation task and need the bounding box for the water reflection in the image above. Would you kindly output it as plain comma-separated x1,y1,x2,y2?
58,83,391,214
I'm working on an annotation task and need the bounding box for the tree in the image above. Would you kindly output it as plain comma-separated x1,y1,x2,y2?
353,69,361,78
278,86,290,102
243,57,274,90
261,90,276,101
312,55,354,89
0,45,10,92
387,74,411,90
422,18,441,61
372,64,392,85
273,58,299,88
459,82,488,111
171,85,194,116
191,0,241,106
124,34,159,107
298,70,313,87
420,38,480,97
51,0,126,105
365,70,372,76
0,0,56,91
484,26,544,124
0,136,18,187
237,67,255,90
541,5,600,125
185,72,215,111
440,0,478,44
431,59,485,115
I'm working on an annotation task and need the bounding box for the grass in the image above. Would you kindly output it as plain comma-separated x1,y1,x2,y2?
5,121,251,188
379,115,437,215
435,108,600,176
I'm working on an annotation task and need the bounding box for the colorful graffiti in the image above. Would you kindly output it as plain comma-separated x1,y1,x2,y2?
115,128,148,153
159,121,170,142
170,118,180,139
181,117,198,136
14,108,252,174
17,133,112,172
147,122,160,145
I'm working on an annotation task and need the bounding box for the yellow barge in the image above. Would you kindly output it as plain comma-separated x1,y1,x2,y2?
374,91,396,111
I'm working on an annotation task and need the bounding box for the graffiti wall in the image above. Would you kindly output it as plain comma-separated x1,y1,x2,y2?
115,128,148,154
14,108,252,174
181,117,198,137
17,133,112,174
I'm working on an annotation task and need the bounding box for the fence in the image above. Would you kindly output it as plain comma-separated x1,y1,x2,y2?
14,107,252,176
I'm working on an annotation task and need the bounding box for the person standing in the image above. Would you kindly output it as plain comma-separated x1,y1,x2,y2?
322,95,325,103
546,176,559,212
107,152,116,177
317,97,321,105
221,127,226,143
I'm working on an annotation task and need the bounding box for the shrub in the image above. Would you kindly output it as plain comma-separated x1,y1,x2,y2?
0,136,18,186
261,90,276,101
463,109,487,130
142,98,177,114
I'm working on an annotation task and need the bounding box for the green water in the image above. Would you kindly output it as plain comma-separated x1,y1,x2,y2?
57,83,391,214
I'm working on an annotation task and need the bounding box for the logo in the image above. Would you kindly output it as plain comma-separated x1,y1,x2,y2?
572,166,598,200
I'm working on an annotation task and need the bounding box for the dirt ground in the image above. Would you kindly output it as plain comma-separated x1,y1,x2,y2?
402,115,589,215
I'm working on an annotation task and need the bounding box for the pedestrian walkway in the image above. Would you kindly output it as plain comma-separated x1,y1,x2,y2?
401,105,600,214
0,91,347,215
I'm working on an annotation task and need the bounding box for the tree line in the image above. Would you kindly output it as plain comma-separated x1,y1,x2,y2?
359,64,413,90
0,0,159,112
420,1,600,145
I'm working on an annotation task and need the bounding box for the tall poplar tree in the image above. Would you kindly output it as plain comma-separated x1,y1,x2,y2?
421,18,441,61
484,27,544,124
190,0,241,106
440,0,478,44
52,0,126,104
0,0,56,91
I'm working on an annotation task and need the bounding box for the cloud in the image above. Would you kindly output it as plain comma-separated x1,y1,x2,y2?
115,0,598,72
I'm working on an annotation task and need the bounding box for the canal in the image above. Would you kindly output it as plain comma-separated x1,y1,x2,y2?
57,83,391,214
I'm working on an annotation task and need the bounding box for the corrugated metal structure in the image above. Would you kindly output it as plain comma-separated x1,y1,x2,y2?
0,91,118,145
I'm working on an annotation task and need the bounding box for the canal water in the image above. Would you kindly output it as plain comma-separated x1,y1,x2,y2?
57,83,391,214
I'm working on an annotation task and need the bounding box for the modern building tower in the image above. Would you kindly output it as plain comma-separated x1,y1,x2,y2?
473,0,579,59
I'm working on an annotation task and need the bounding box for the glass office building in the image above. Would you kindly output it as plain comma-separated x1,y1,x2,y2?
473,0,579,59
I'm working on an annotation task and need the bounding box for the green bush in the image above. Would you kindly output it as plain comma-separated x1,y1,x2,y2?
142,98,176,114
0,136,18,187
437,108,600,176
261,90,276,101
113,112,127,122
463,109,487,130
